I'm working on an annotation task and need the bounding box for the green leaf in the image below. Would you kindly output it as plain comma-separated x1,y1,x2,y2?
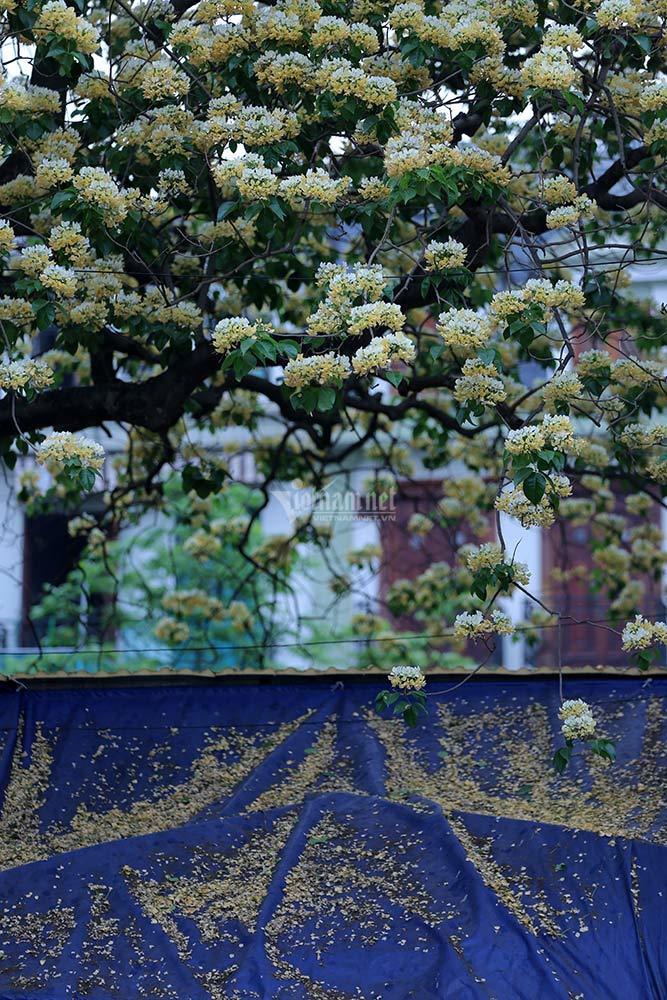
589,738,616,763
384,370,404,388
216,200,237,220
553,745,572,774
316,387,337,411
78,468,96,493
522,471,547,505
51,189,75,211
633,34,652,55
268,197,286,220
403,704,419,727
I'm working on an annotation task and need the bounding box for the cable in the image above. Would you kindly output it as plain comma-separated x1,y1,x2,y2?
2,253,667,281
0,609,655,657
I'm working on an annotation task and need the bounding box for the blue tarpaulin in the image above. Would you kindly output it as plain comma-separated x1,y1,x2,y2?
0,677,665,999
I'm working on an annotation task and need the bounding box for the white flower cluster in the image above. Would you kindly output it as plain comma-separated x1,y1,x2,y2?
505,414,578,455
559,699,596,741
621,614,667,651
640,79,667,113
452,609,514,639
283,352,352,388
316,57,397,107
72,166,138,227
36,432,105,473
162,589,224,619
453,358,506,405
495,486,557,528
279,168,351,206
464,543,530,584
351,332,416,375
0,359,53,393
542,372,583,410
618,424,667,449
308,262,391,337
154,616,190,644
522,45,579,91
437,308,492,353
546,197,592,230
490,279,585,321
212,316,257,354
347,302,404,337
389,664,426,691
424,238,466,271
35,0,99,54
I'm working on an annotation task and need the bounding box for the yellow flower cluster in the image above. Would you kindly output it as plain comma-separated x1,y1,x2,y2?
495,486,557,527
154,616,190,644
453,358,506,405
0,359,53,393
237,165,279,201
622,614,667,650
347,302,404,336
40,264,78,298
618,423,667,448
315,58,397,107
74,72,113,102
280,169,351,206
351,332,416,375
541,371,583,410
207,100,300,148
254,51,315,92
490,278,585,320
522,45,579,91
437,308,492,353
542,176,578,205
34,0,99,53
452,609,514,639
169,18,250,68
212,316,257,354
182,530,222,560
390,3,505,57
0,296,33,326
463,542,530,584
311,16,379,52
35,156,74,194
48,222,92,266
388,664,426,691
317,261,385,303
0,219,14,254
36,431,105,473
506,414,578,455
307,262,390,336
0,79,61,117
161,589,225,619
283,352,352,388
73,167,138,228
157,168,190,197
407,513,433,536
546,197,592,230
559,699,596,740
424,238,467,271
134,59,190,101
15,244,52,277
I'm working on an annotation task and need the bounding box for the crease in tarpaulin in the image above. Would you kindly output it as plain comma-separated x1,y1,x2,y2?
622,840,663,1000
0,691,22,812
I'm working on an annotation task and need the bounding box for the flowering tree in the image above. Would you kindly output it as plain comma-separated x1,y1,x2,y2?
2,0,667,757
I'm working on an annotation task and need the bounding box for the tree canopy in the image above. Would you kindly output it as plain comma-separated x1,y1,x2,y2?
3,0,667,717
